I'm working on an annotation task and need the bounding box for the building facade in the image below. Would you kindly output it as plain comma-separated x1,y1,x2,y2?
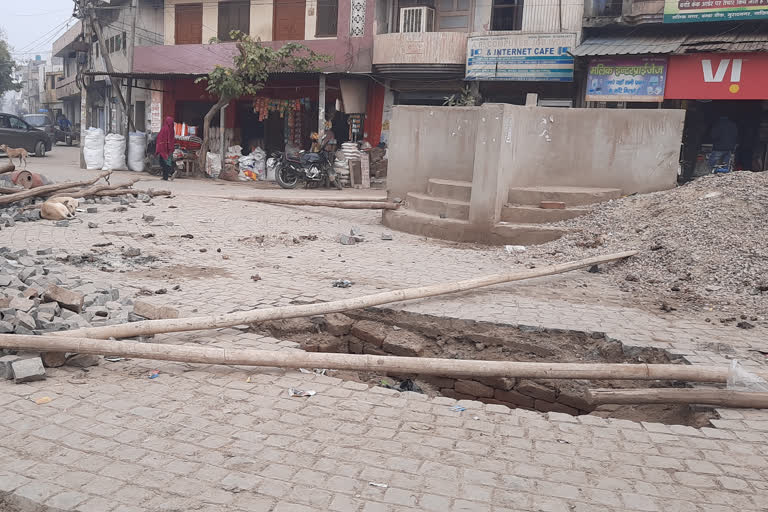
574,0,768,176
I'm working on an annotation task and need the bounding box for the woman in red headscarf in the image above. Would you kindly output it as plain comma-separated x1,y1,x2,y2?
155,116,175,181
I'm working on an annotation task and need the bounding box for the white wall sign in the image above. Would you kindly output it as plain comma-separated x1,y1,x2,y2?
466,33,576,82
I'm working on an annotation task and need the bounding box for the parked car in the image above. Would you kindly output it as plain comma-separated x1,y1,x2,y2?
24,113,77,146
0,113,53,157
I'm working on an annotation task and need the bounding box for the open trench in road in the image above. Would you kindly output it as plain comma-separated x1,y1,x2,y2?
255,308,718,428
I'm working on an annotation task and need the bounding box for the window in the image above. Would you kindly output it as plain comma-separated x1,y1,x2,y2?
217,1,250,41
114,35,121,52
316,0,338,37
491,0,523,31
175,4,203,44
437,0,471,32
0,116,9,129
123,31,127,51
9,116,27,130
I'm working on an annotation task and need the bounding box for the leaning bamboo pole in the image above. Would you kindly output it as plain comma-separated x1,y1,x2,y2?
221,196,399,210
587,388,768,409
56,251,637,340
3,334,768,382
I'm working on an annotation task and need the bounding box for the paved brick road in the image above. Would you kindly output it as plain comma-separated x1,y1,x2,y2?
1,147,767,511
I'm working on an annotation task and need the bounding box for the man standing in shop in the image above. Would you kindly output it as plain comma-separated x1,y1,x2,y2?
709,116,738,171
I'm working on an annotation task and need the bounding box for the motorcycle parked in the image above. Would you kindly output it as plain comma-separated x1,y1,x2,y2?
273,145,341,190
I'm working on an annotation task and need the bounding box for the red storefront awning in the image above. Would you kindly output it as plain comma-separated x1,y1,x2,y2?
665,52,768,100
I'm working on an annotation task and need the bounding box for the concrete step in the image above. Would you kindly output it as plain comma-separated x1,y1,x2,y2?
492,222,566,245
508,186,622,207
406,192,469,220
382,209,568,245
427,178,472,202
500,205,590,224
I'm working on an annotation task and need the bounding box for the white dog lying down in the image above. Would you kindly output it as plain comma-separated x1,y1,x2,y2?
41,197,79,220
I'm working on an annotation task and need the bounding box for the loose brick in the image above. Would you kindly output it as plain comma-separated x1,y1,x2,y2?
0,354,21,379
420,375,456,389
347,336,364,354
382,330,427,357
11,357,46,383
455,380,494,398
133,300,179,320
494,389,535,408
350,320,389,347
540,201,566,209
556,391,591,411
477,376,517,391
44,285,84,313
9,296,34,312
516,380,557,402
324,313,354,336
534,400,578,416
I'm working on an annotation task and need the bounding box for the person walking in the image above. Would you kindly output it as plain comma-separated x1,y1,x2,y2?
155,116,176,181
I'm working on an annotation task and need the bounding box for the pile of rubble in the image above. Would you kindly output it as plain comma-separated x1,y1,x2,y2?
0,247,175,382
525,171,768,320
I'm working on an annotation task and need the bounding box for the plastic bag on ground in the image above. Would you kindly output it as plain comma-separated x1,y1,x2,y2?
102,133,127,171
83,127,105,170
727,360,768,392
127,132,146,172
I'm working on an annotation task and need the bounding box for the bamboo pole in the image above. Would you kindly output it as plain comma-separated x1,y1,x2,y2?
55,251,638,340
0,171,112,206
221,196,399,210
587,388,768,409
4,334,768,382
52,177,143,199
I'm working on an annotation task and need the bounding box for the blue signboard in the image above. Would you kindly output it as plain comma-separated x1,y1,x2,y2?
586,57,668,102
465,33,577,82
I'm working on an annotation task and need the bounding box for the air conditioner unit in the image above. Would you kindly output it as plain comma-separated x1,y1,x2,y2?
399,7,435,33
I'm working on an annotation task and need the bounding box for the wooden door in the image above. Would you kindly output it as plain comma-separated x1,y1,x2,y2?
175,4,203,45
273,0,306,41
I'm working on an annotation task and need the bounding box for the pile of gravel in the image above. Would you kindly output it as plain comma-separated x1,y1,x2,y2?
522,171,768,320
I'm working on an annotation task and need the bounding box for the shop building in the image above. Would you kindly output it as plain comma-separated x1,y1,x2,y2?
574,1,768,177
372,0,584,115
131,0,382,153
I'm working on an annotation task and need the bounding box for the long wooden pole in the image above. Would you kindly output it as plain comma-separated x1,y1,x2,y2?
4,334,768,382
587,388,768,409
56,251,637,340
0,171,112,206
221,197,399,210
52,177,142,199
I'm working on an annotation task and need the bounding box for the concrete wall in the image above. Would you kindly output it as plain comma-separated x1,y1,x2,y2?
497,104,684,197
387,106,479,200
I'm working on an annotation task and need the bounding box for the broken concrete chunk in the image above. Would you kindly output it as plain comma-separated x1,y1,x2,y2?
123,248,141,258
338,234,356,245
36,248,52,256
37,302,61,317
88,222,98,229
11,357,46,383
54,220,69,227
86,207,98,214
350,320,390,348
0,320,13,333
9,296,35,313
44,284,84,313
133,300,179,320
14,310,37,331
0,355,21,380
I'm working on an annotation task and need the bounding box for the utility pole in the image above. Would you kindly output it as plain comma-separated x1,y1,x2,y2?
89,5,131,132
125,0,138,156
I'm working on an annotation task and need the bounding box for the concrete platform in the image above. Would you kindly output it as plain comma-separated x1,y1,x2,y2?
426,178,473,202
405,192,470,220
383,209,566,245
508,186,622,207
500,205,590,224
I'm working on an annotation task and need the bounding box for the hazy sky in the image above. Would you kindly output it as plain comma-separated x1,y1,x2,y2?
2,0,78,63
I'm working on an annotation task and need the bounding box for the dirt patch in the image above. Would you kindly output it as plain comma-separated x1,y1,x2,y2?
254,309,718,427
57,251,158,272
122,264,233,280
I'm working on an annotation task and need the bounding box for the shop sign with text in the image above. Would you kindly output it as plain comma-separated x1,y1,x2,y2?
586,57,667,102
665,53,768,100
466,33,576,82
664,0,768,23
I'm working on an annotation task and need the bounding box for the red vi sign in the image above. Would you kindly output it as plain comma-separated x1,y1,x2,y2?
665,53,768,100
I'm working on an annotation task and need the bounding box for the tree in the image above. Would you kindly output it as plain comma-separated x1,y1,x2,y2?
0,33,22,97
195,32,329,170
